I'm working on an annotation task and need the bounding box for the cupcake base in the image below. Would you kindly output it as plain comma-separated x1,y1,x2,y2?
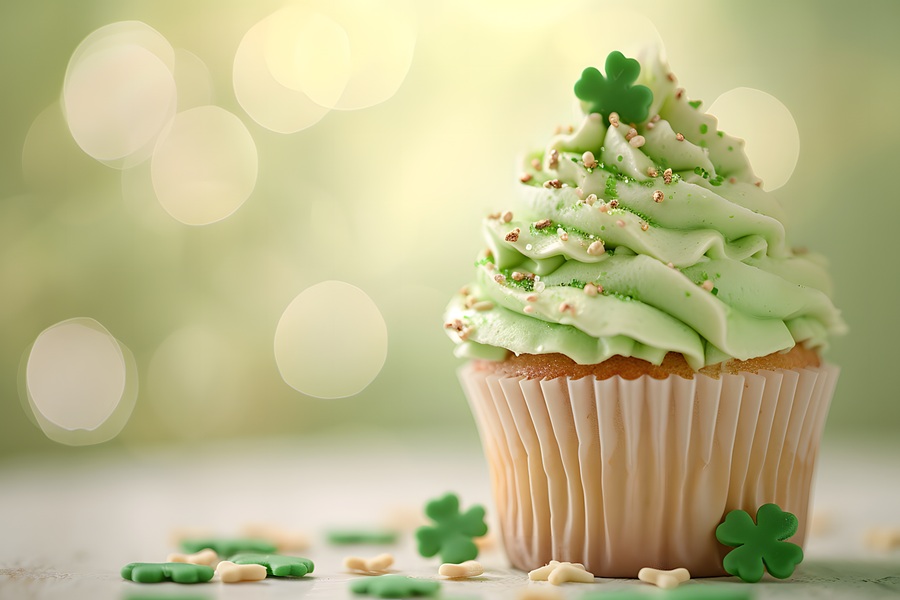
461,362,839,577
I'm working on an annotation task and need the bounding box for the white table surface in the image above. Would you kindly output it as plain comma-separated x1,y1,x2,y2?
1,433,899,599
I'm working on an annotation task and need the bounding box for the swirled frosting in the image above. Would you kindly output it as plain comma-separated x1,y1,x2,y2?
444,54,845,369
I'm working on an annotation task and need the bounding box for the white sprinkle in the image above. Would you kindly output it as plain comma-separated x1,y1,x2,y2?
625,128,638,141
525,294,538,302
583,283,598,297
608,112,620,127
585,193,598,206
629,135,645,148
534,281,546,293
523,305,535,314
525,243,533,251
557,228,569,241
616,219,626,228
701,280,714,291
473,301,494,311
582,151,599,169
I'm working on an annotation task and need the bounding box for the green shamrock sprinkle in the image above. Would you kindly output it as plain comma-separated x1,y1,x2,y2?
415,492,487,564
574,51,653,125
180,538,276,556
327,529,398,545
120,562,214,584
715,503,804,583
229,553,314,577
351,575,441,598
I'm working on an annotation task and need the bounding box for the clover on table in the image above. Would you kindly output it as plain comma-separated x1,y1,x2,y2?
350,574,441,598
574,50,653,125
121,562,214,584
415,492,487,564
715,503,803,583
229,553,314,577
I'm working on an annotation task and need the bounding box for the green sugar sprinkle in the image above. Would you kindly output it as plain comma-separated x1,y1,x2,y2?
688,100,702,109
604,177,619,199
560,279,587,290
685,291,692,297
728,146,734,151
717,131,725,138
617,155,623,162
699,124,708,134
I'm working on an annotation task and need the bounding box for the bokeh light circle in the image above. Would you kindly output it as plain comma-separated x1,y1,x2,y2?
709,87,800,191
150,105,258,225
275,281,388,399
264,6,352,107
20,318,137,445
173,49,213,111
63,21,177,168
233,15,331,134
313,0,417,110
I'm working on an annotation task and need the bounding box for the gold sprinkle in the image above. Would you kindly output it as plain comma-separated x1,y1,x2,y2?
548,149,560,170
531,158,542,171
755,180,763,187
523,305,535,314
625,128,638,141
484,262,495,271
473,300,495,311
583,283,598,297
458,326,474,341
596,284,604,294
663,168,673,184
465,295,477,308
701,280,714,292
640,222,649,232
543,179,562,189
653,190,664,203
526,294,538,302
647,167,658,178
511,271,526,281
608,112,620,127
520,173,533,183
505,228,520,243
558,229,569,242
575,187,585,199
646,121,655,130
487,212,500,219
675,88,685,99
554,125,563,135
567,125,574,134
666,73,675,82
667,262,675,268
629,135,646,148
493,274,506,285
459,286,469,296
585,193,598,206
502,211,513,223
729,177,737,184
558,302,576,315
675,133,685,142
587,240,605,255
582,151,598,169
652,114,661,123
608,199,619,208
616,219,626,228
599,204,609,213
444,319,463,331
534,218,552,230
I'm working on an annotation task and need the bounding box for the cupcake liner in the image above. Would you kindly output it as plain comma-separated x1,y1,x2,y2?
460,362,839,577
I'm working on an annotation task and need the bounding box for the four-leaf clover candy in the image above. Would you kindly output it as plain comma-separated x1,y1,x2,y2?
415,492,487,564
574,51,653,126
715,503,804,583
351,574,441,598
121,562,214,584
229,553,314,577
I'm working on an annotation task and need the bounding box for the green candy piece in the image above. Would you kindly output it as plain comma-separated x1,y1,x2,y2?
120,562,214,584
229,553,314,577
574,51,653,125
179,538,276,556
415,492,487,564
351,575,441,598
716,503,804,583
327,529,398,545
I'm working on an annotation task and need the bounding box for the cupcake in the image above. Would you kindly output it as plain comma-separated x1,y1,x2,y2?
443,51,845,578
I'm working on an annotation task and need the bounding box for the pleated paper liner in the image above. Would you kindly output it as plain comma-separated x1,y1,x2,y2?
460,362,840,577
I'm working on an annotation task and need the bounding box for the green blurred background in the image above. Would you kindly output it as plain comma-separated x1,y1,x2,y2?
2,0,898,458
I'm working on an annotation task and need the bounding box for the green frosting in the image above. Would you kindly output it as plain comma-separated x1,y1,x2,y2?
444,52,845,369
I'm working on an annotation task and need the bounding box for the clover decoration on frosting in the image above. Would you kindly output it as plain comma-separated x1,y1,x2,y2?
574,51,653,125
351,575,441,598
415,492,487,564
715,503,804,583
